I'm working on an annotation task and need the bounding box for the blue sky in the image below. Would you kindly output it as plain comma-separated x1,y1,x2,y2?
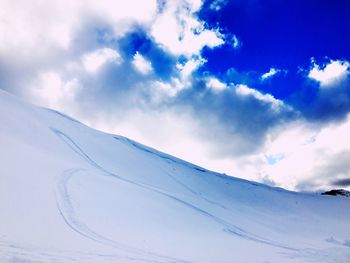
0,0,350,191
199,0,350,119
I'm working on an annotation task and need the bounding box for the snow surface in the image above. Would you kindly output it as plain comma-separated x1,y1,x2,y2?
0,89,349,263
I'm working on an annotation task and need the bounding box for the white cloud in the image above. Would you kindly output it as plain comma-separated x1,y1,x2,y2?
0,0,78,54
1,0,225,109
137,56,207,104
31,71,81,111
150,0,224,56
258,117,350,191
206,77,226,92
86,0,157,24
147,81,178,104
82,48,122,73
308,59,349,87
261,67,281,80
0,0,158,57
132,52,153,75
175,57,206,89
0,0,225,94
177,58,206,78
235,84,285,111
0,0,225,61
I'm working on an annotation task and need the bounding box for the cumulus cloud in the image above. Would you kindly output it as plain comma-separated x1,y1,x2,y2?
0,0,223,97
0,0,160,97
132,52,153,74
171,81,297,158
82,48,122,73
303,60,350,122
151,0,224,56
308,59,349,87
30,71,81,112
260,116,350,191
206,77,226,92
235,84,285,111
290,58,350,122
0,0,158,56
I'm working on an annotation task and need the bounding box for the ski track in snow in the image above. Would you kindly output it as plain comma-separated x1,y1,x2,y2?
117,136,231,211
52,128,190,263
55,168,189,263
51,127,301,257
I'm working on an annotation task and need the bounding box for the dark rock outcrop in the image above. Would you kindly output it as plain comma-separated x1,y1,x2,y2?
322,189,350,197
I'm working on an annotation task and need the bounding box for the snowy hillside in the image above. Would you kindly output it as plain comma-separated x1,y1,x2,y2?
0,89,349,263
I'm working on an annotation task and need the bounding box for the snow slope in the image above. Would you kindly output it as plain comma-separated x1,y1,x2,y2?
0,89,349,263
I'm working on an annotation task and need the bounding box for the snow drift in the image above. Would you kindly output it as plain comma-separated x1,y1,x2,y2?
0,89,349,263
